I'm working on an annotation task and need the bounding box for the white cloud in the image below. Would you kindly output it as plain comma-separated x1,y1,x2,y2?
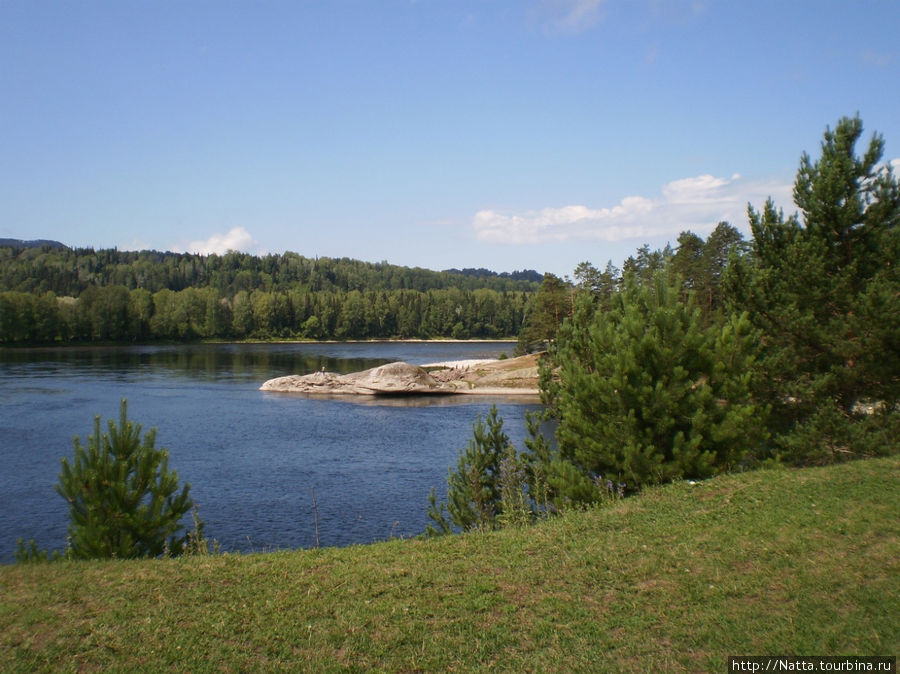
662,174,730,203
182,227,256,255
472,173,794,245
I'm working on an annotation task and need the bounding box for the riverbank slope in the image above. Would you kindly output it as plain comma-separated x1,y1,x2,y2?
2,456,897,671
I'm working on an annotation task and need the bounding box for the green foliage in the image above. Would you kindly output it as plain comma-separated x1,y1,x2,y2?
544,272,765,497
496,444,530,529
14,538,65,564
671,222,747,323
517,273,573,353
727,115,899,464
520,410,555,515
622,243,673,283
0,283,532,344
427,405,516,534
0,247,538,344
183,505,219,556
427,406,558,535
0,246,540,297
572,260,621,305
56,399,195,559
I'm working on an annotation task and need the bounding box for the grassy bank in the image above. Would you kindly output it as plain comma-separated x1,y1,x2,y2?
2,457,897,672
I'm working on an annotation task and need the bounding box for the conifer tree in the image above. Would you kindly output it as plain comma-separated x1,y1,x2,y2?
727,115,899,463
517,273,573,353
543,272,764,497
426,405,514,533
56,399,194,558
671,222,747,322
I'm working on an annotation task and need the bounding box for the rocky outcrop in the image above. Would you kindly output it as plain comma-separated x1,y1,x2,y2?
260,361,447,395
260,353,542,396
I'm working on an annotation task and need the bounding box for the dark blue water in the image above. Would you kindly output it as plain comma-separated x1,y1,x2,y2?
0,342,542,562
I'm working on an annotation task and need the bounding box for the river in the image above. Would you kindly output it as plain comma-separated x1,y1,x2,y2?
0,342,543,562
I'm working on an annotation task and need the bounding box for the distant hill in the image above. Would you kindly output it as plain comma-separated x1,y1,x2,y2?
0,240,540,284
0,244,541,342
0,243,542,296
442,267,543,283
0,238,69,250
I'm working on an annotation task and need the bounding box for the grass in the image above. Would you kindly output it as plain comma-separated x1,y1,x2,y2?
1,456,898,672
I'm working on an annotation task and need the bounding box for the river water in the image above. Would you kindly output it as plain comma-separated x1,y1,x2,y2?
0,342,543,562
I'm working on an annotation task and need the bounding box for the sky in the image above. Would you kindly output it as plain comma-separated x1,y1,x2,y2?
2,0,899,277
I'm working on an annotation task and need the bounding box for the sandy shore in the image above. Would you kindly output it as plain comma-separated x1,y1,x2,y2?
418,359,500,369
448,387,541,396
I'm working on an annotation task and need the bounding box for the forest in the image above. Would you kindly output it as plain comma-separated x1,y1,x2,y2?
0,248,540,342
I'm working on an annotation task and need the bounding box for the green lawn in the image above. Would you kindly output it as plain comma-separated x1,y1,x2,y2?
2,457,897,672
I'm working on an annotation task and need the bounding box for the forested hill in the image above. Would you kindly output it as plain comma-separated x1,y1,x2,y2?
0,244,540,343
0,245,541,296
0,238,68,251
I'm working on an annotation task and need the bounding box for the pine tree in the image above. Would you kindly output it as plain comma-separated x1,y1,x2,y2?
671,223,747,322
56,399,195,558
544,272,764,497
426,405,514,533
517,273,573,353
727,116,900,463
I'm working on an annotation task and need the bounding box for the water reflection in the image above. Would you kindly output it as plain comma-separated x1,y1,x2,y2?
0,345,384,382
0,341,516,386
262,391,542,407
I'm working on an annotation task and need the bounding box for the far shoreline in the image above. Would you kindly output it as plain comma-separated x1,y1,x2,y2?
1,337,521,350
225,338,519,345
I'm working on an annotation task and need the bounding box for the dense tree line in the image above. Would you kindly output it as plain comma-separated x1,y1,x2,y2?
0,249,539,343
0,285,532,343
515,221,745,353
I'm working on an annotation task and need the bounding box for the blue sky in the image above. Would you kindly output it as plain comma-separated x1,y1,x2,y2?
2,0,898,277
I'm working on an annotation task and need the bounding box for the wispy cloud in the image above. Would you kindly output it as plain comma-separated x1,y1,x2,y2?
537,0,607,33
861,49,895,68
181,227,257,255
536,0,708,35
472,173,794,245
